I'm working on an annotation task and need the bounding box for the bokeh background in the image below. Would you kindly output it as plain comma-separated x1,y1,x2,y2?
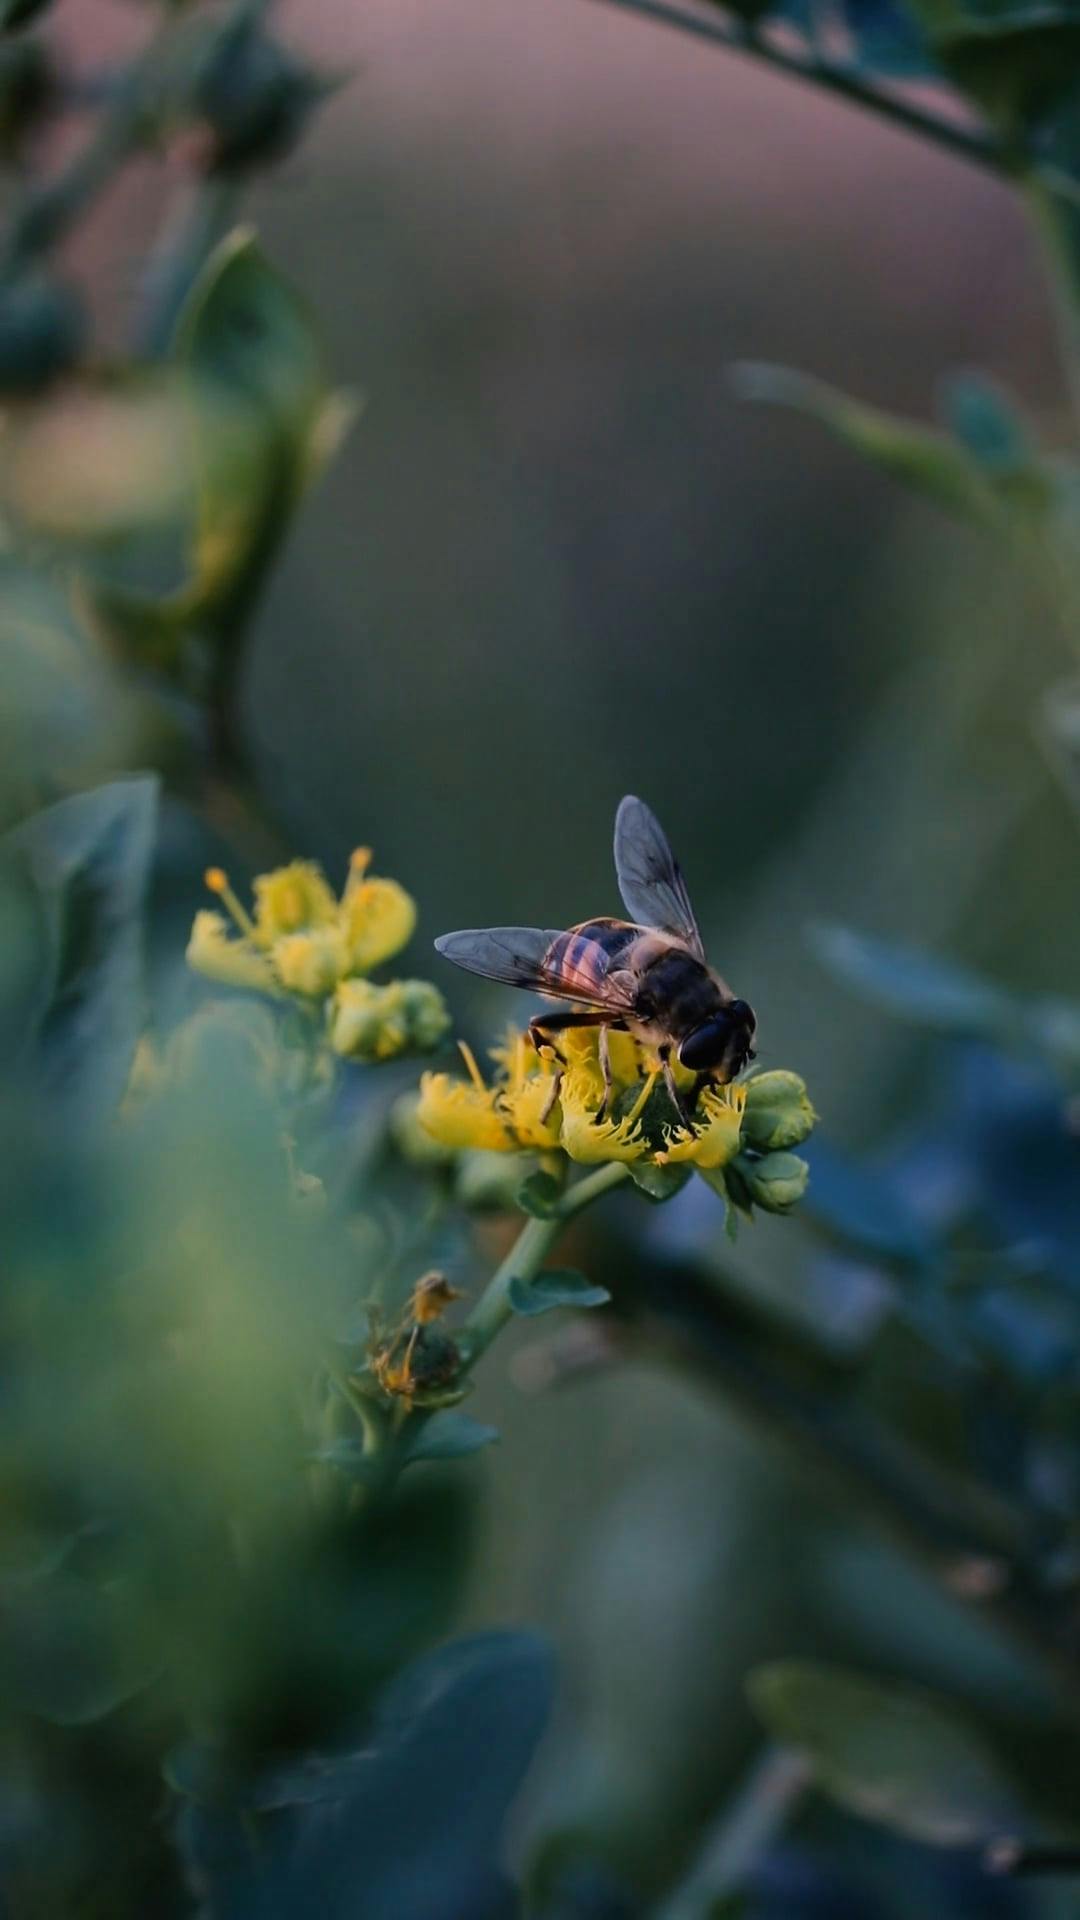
44,0,1080,1906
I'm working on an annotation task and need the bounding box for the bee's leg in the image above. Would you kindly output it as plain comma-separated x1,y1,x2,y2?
658,1044,693,1129
597,1024,614,1119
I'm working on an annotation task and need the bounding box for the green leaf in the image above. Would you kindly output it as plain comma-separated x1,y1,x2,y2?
0,776,158,1121
404,1411,499,1461
626,1159,693,1203
2,1570,161,1727
80,229,350,662
733,362,1003,524
516,1169,565,1218
507,1268,611,1316
749,1662,1026,1848
902,0,1080,132
810,921,1011,1034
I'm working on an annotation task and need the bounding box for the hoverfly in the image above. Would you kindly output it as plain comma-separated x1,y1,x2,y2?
434,796,756,1123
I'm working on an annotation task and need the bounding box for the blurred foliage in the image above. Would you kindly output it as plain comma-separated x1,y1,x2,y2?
2,0,1080,1915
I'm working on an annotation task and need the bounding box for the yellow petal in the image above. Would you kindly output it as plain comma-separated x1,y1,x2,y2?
558,1066,646,1164
186,910,280,994
341,876,417,973
656,1084,747,1169
254,861,338,941
272,927,350,996
416,1071,515,1153
502,1069,563,1150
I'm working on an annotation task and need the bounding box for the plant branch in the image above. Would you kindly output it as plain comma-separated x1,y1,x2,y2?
587,0,1002,173
620,1249,1080,1712
462,1161,631,1365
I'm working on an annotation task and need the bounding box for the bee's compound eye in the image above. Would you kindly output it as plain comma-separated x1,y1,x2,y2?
678,1021,729,1071
729,999,753,1026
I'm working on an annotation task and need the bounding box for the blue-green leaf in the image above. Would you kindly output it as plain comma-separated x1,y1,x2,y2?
733,363,1001,524
404,1411,499,1462
810,922,1011,1035
626,1159,693,1203
508,1268,611,1316
516,1169,565,1218
749,1661,1028,1848
0,776,158,1122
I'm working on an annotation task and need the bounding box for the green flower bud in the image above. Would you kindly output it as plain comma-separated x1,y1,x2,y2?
329,977,450,1062
742,1071,817,1152
195,18,326,173
398,978,452,1051
736,1150,810,1214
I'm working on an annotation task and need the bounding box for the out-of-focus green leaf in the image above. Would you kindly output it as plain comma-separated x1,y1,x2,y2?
626,1159,693,1203
810,922,1011,1033
508,1268,611,1317
902,0,1080,132
172,1632,555,1919
733,362,1004,523
801,1138,934,1265
404,1411,499,1460
748,1662,1026,1847
0,776,158,1121
0,1570,161,1726
79,229,352,665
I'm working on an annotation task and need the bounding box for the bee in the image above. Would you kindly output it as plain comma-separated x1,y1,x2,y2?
434,795,756,1123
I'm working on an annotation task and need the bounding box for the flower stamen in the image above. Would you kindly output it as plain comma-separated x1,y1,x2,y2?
204,866,258,942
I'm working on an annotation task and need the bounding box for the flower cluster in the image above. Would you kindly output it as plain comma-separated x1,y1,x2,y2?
409,1025,816,1218
186,851,450,1063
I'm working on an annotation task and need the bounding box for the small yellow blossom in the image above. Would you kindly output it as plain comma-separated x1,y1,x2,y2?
187,848,442,1067
186,909,280,994
254,860,338,941
559,1066,649,1163
341,851,417,973
411,1019,815,1218
272,927,350,996
656,1083,746,1169
417,1069,512,1152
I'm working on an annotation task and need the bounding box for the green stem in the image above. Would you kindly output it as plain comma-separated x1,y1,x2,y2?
658,1745,810,1919
461,1161,631,1366
588,0,999,173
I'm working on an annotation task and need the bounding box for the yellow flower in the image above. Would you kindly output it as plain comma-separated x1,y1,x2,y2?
253,860,338,941
559,1065,648,1163
272,927,350,996
186,909,279,994
656,1083,746,1169
417,1068,513,1152
488,1028,562,1150
341,850,417,972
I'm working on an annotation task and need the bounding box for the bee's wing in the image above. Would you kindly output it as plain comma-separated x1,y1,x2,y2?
613,795,705,960
434,926,637,1012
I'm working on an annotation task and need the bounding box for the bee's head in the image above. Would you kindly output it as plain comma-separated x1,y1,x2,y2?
678,1000,757,1078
